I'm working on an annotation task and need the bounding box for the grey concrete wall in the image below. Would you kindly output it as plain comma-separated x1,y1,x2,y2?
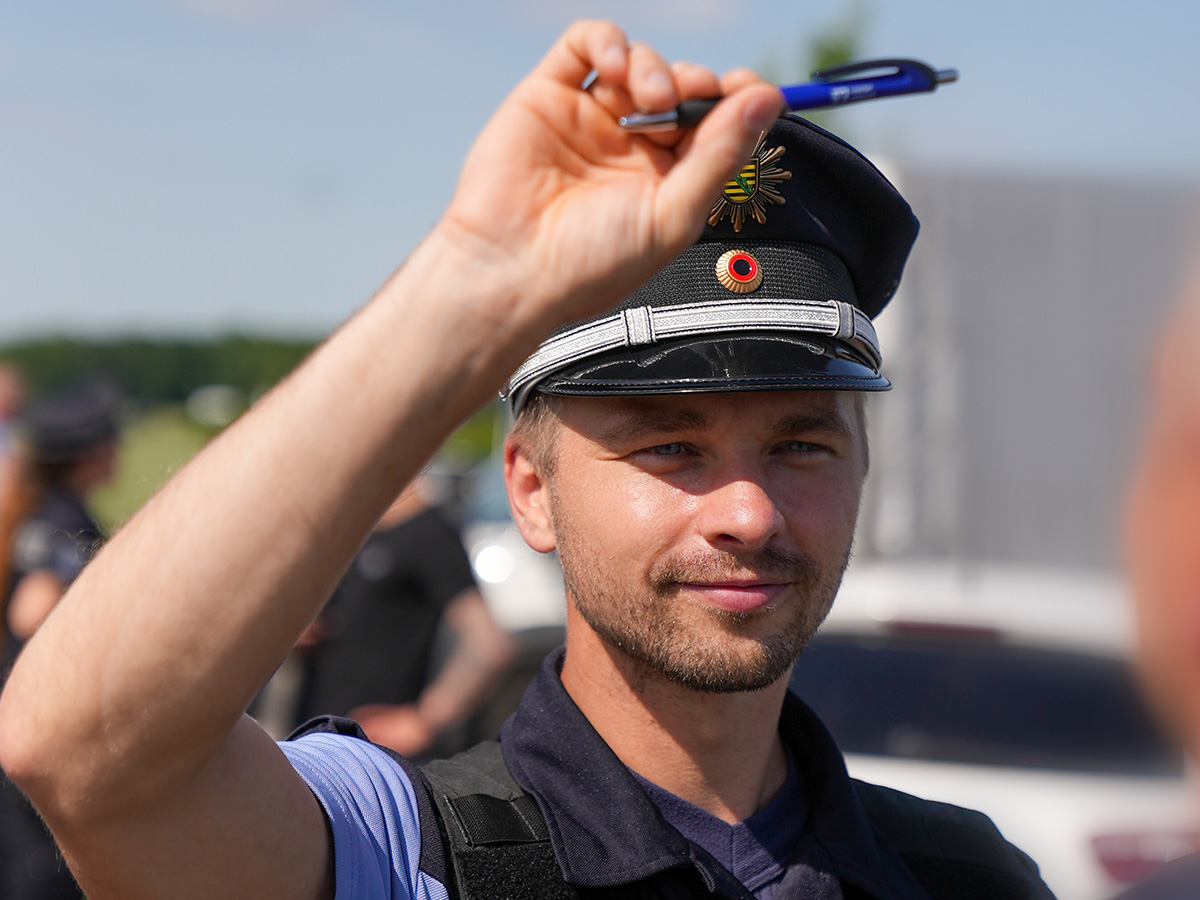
859,168,1198,570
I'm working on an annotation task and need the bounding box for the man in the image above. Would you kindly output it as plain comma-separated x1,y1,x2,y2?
301,479,514,757
1120,260,1200,898
0,23,1051,900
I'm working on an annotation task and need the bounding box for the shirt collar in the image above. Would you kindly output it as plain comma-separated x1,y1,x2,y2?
500,650,930,899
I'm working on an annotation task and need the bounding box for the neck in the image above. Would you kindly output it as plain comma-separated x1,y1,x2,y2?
560,602,790,824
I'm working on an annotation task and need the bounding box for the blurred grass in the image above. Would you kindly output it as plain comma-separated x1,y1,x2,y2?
90,402,503,533
440,402,504,467
91,406,212,533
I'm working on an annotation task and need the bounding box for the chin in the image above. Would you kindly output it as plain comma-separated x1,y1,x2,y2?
630,629,807,695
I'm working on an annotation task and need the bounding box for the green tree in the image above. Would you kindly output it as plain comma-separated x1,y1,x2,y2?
0,335,317,405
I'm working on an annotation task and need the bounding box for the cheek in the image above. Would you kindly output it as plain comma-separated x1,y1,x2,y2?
1128,448,1200,624
777,469,862,551
551,465,696,561
1127,439,1200,729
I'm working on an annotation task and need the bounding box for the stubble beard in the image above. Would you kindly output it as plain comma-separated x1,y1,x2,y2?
552,500,851,694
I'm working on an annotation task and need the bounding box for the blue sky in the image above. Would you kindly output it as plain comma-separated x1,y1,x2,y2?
3,0,1199,337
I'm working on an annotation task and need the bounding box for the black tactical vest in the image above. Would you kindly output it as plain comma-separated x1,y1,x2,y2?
292,715,1056,900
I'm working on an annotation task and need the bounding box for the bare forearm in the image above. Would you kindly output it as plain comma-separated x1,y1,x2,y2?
416,594,515,734
0,225,537,813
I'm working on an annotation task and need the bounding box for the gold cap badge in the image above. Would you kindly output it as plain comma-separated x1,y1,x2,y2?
716,249,763,293
708,136,792,232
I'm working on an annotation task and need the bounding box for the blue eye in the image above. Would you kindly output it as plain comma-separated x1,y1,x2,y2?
783,441,822,454
651,443,685,456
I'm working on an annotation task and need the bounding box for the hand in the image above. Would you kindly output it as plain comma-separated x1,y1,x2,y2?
439,21,782,332
292,617,329,655
350,703,437,758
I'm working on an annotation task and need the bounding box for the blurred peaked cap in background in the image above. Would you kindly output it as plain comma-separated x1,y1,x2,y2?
502,115,920,416
23,381,123,465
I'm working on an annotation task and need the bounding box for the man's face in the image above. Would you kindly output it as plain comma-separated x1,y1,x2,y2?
1127,294,1200,750
510,389,868,693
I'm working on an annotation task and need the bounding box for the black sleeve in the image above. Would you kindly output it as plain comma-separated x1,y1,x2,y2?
412,509,479,610
11,518,98,588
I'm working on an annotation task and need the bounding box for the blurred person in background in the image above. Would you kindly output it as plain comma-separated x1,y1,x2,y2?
0,365,26,456
298,478,513,758
0,382,119,900
0,364,29,601
1123,254,1200,899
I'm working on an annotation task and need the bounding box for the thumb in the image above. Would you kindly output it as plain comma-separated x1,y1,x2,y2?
654,84,783,250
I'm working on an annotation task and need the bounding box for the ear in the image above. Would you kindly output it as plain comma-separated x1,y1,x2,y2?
504,435,557,553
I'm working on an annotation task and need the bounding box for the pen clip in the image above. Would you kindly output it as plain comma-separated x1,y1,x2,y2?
811,57,958,90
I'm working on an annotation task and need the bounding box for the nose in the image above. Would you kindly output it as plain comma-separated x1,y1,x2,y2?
696,473,786,551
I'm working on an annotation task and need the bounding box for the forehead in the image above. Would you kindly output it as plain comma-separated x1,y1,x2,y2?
552,390,858,437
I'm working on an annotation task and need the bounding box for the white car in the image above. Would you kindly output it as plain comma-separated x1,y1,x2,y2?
792,561,1195,900
460,458,565,636
454,458,566,745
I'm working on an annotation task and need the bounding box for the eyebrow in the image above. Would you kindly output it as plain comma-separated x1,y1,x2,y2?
598,409,711,444
771,410,853,441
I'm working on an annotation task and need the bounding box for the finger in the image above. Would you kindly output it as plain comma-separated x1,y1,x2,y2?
533,20,628,87
672,61,721,101
655,83,784,248
635,62,722,151
587,79,636,121
588,57,717,131
589,42,679,137
720,67,773,95
665,67,776,156
626,40,677,112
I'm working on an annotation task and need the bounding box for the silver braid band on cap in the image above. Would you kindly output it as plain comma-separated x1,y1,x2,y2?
501,298,881,415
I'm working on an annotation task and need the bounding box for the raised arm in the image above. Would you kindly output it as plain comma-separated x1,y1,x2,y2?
0,22,781,900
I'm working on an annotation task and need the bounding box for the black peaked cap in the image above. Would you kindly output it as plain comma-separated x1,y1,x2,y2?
23,382,121,465
502,115,919,415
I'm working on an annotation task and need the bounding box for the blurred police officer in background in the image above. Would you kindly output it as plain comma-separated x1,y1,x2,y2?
1121,254,1200,899
298,478,513,757
0,365,26,458
0,23,1053,900
0,364,29,599
1,382,118,900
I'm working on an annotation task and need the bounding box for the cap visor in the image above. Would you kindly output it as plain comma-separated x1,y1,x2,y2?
534,333,890,399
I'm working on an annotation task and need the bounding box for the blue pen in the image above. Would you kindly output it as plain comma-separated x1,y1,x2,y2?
618,58,958,132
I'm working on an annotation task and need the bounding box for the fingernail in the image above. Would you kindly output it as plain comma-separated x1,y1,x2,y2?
603,44,625,71
742,93,780,132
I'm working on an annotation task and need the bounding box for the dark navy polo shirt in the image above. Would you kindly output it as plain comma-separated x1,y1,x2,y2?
498,652,933,899
634,751,834,899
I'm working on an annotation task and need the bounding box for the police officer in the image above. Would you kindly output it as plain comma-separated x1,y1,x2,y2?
1,382,118,900
0,23,1053,900
1,383,117,668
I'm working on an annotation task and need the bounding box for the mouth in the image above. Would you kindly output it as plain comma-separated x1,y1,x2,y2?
676,580,791,614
